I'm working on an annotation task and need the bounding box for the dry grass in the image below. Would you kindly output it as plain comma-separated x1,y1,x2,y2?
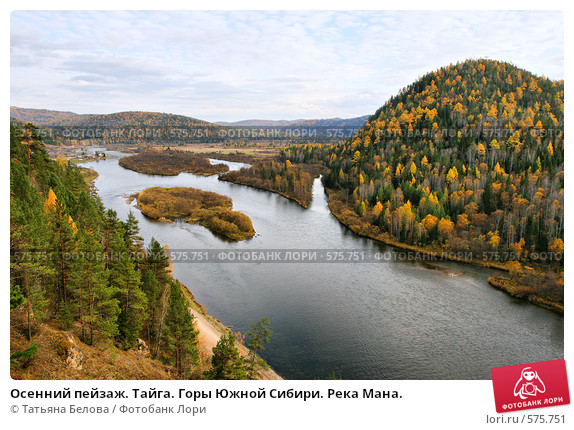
77,167,99,183
138,187,255,241
10,309,174,380
119,149,229,176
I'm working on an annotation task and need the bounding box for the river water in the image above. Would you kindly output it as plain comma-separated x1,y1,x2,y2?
81,152,564,380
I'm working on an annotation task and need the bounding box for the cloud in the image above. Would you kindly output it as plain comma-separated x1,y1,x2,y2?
10,10,564,121
63,56,165,81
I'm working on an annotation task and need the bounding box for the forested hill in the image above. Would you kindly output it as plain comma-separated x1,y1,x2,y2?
285,59,564,286
10,107,221,144
10,106,213,128
10,107,82,126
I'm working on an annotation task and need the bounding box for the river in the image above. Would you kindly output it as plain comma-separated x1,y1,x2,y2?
80,151,564,380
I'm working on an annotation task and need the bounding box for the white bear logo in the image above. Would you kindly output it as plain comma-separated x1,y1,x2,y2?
514,367,546,400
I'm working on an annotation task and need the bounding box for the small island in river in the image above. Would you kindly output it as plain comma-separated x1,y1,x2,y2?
137,186,255,241
119,149,229,176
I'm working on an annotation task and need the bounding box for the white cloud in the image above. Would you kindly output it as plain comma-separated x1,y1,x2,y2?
10,10,563,121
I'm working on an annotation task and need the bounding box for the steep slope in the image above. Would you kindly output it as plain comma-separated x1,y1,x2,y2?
10,311,175,380
9,123,281,379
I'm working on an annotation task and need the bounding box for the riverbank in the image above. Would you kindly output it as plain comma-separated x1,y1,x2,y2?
324,187,508,270
178,279,282,380
75,152,563,379
218,161,319,208
487,277,564,314
78,166,99,183
175,143,283,160
219,174,311,208
199,151,273,164
325,186,565,313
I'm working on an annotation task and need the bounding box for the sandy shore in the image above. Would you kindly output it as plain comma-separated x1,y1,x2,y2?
188,300,283,380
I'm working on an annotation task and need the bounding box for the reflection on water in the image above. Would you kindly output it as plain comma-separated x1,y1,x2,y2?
81,152,564,380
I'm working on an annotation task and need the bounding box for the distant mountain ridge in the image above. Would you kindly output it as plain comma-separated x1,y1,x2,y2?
216,115,369,127
10,107,83,126
11,106,369,129
10,106,212,128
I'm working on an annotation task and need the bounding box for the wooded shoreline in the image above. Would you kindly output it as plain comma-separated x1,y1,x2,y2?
487,277,563,314
323,186,563,313
218,174,311,208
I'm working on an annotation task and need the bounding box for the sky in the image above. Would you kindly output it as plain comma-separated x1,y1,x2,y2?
10,10,564,122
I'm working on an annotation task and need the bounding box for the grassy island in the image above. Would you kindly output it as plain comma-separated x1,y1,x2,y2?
119,150,229,176
137,186,255,241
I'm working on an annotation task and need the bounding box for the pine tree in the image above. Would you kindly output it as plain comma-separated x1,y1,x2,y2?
75,189,102,231
146,237,170,284
10,160,53,339
44,190,78,313
105,210,147,349
141,270,162,352
162,280,199,378
114,254,147,349
145,237,170,356
70,230,119,344
11,256,52,339
205,332,248,380
245,317,273,379
123,211,143,266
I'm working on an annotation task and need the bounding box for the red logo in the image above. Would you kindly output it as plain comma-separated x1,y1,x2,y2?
491,359,570,413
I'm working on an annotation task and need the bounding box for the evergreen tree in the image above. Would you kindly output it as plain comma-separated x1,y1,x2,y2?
205,332,248,380
114,253,147,349
10,343,38,368
141,269,164,355
75,189,102,231
9,123,200,370
70,230,119,344
481,175,495,215
105,210,147,349
145,237,170,356
11,160,54,338
10,283,25,310
146,237,170,284
123,210,143,265
245,317,273,379
44,189,78,312
162,280,199,378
